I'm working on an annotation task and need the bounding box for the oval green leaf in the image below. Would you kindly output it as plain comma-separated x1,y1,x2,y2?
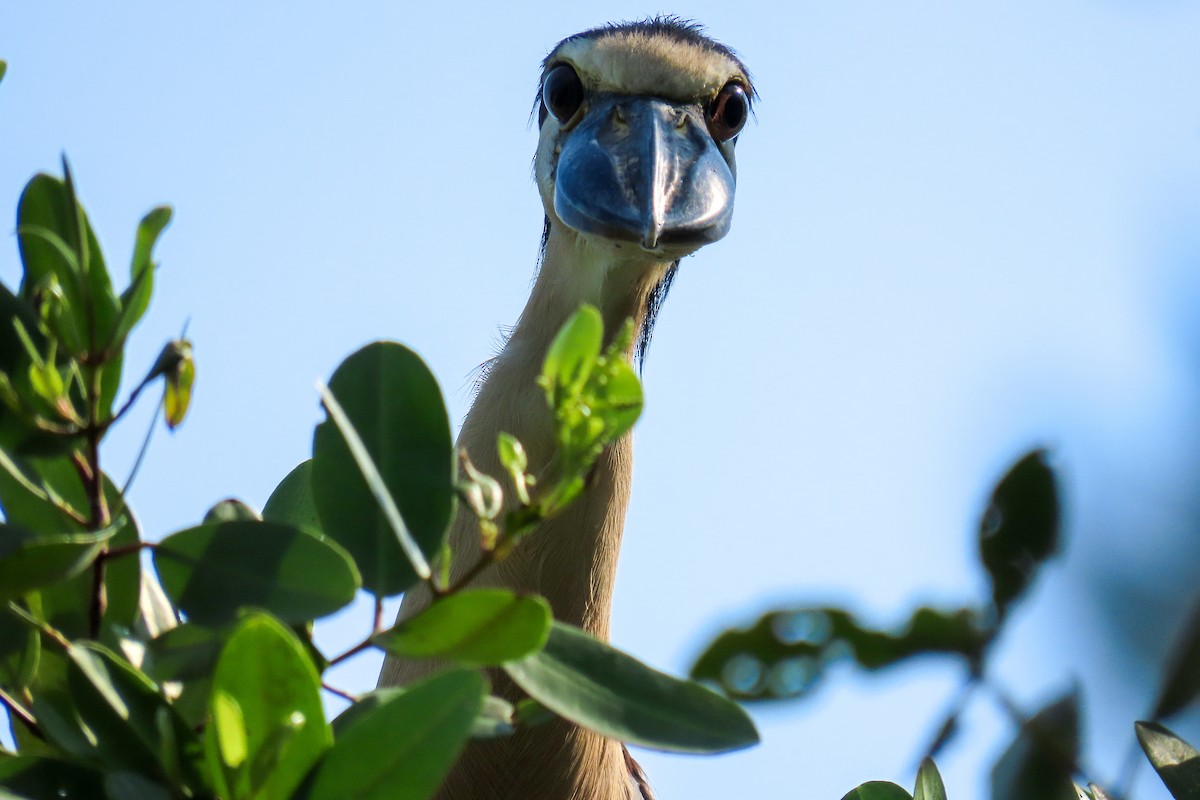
312,342,454,596
374,589,551,666
0,524,114,601
1136,721,1200,800
504,622,759,754
841,782,914,800
153,520,359,625
263,460,322,535
205,613,330,800
297,669,485,800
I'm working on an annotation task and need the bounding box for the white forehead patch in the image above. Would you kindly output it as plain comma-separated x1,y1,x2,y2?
551,31,744,103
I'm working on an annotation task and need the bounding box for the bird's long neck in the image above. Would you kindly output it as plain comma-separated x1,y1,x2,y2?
379,222,671,800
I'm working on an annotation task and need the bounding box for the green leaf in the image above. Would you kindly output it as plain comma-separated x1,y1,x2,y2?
0,602,39,690
104,771,173,800
374,589,551,666
540,304,603,408
205,613,330,800
312,341,454,596
262,460,322,534
991,691,1080,800
0,755,106,798
58,643,205,789
979,449,1060,616
202,498,261,524
296,669,485,800
144,623,227,683
505,622,759,753
0,524,114,601
841,781,914,800
332,687,514,741
113,206,172,346
0,456,143,634
1136,721,1200,800
0,61,6,84
690,606,987,701
163,342,194,429
913,758,948,800
153,520,360,625
1152,597,1200,720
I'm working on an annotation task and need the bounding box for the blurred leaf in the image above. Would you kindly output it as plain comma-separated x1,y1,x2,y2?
163,341,194,429
202,498,260,525
979,449,1059,616
1086,784,1114,800
104,770,173,800
496,432,531,504
206,613,330,800
296,669,485,800
144,623,226,683
0,61,6,83
61,643,204,789
0,456,142,633
154,520,360,625
312,341,454,596
0,524,114,601
332,687,514,741
505,622,758,753
841,782,913,800
262,460,322,534
1136,721,1200,800
991,691,1080,800
375,590,550,666
17,176,87,354
0,602,39,690
0,754,105,798
913,758,948,800
1151,596,1200,720
691,606,987,701
113,206,172,346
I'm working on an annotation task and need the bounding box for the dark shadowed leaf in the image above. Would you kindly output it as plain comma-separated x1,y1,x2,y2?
144,623,227,683
913,758,948,800
0,283,76,456
991,691,1080,800
153,520,359,625
263,460,322,534
0,601,39,690
0,524,113,601
205,613,330,800
979,449,1059,616
312,342,454,596
1152,597,1200,720
841,781,913,800
297,669,484,800
690,606,987,701
202,498,260,525
374,590,551,666
505,622,758,753
0,754,105,798
104,771,173,800
1136,721,1200,800
0,456,142,633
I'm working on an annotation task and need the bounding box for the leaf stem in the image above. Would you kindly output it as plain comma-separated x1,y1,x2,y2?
0,687,42,740
321,682,359,703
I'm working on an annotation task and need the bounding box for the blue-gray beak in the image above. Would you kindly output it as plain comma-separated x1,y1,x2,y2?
554,95,736,252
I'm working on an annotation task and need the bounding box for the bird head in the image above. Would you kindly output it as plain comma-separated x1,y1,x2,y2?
534,18,754,261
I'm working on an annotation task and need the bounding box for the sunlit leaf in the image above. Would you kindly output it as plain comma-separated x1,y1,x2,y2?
206,613,330,800
312,341,454,596
202,498,260,524
297,669,485,800
913,758,948,800
114,205,172,345
1136,721,1200,800
374,590,551,666
153,520,360,625
991,691,1080,800
979,449,1059,616
539,304,603,408
505,622,758,753
163,342,194,429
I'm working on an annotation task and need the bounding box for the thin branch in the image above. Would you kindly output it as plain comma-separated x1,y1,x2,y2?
98,540,155,563
110,403,162,525
373,596,385,633
327,639,374,668
321,682,359,704
98,371,158,433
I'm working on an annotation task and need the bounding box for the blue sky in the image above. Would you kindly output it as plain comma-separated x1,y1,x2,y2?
3,2,1200,797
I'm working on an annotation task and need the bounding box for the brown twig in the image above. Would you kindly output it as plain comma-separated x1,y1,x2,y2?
0,687,42,740
321,682,359,703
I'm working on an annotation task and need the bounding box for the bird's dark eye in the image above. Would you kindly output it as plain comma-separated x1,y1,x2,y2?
542,63,584,123
708,82,749,141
